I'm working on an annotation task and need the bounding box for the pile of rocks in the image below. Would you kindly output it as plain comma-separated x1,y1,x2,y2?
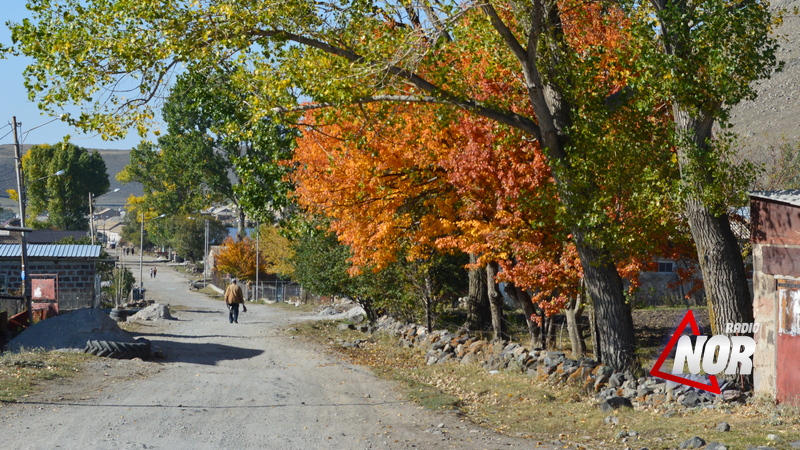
371,315,749,411
7,308,140,352
129,303,173,321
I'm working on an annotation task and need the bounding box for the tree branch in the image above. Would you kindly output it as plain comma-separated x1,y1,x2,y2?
253,29,540,137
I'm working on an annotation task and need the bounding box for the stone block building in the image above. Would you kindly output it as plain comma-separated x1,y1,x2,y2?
0,244,102,315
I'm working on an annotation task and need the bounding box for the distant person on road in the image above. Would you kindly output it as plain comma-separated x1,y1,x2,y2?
153,267,157,278
224,279,246,324
150,267,154,278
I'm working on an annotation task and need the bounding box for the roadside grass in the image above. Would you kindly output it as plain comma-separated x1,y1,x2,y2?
0,350,90,402
291,320,800,450
196,287,223,299
262,300,316,313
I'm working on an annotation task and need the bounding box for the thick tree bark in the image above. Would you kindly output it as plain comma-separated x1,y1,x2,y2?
674,109,754,335
465,254,491,332
685,198,753,333
486,261,508,341
574,234,636,370
504,282,539,349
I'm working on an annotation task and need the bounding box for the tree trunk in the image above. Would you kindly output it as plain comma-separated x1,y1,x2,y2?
465,253,491,331
542,314,556,349
685,198,753,333
356,296,377,324
504,282,539,349
564,292,586,359
589,304,601,363
486,261,508,341
574,234,636,370
424,273,434,333
236,205,246,240
674,109,753,335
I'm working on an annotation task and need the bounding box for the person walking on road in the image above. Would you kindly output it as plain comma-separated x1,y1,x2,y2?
224,279,246,323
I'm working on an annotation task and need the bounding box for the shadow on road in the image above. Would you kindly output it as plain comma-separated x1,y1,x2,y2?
149,340,265,365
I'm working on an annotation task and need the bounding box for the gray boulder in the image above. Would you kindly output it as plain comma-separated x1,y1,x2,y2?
679,437,706,449
130,303,173,321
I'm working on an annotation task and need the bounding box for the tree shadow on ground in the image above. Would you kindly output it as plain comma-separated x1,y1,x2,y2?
147,339,264,365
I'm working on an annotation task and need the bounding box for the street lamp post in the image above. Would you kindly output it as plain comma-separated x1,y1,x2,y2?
139,212,166,295
89,188,121,245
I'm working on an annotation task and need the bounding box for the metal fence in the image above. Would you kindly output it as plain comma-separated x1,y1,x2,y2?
211,273,307,303
250,281,303,302
58,292,96,311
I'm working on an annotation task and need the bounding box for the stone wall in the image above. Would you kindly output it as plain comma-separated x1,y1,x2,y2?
365,315,750,412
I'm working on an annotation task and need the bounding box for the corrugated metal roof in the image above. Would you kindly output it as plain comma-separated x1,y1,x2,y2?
0,244,101,258
751,190,800,208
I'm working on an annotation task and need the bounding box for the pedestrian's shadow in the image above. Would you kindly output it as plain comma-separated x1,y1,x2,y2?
149,340,264,365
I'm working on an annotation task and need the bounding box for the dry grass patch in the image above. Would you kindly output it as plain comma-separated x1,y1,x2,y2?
293,320,800,449
0,350,91,402
265,301,316,313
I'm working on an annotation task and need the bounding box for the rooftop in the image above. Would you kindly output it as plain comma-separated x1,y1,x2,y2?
750,190,800,208
0,244,101,258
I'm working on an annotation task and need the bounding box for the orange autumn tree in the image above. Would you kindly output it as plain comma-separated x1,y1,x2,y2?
293,101,585,343
215,236,262,282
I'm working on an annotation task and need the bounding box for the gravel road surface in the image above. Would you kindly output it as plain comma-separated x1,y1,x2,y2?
0,255,550,450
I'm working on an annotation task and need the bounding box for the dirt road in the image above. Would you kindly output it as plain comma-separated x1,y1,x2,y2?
0,256,547,449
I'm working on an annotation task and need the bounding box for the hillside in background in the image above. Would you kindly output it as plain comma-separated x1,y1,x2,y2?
729,0,800,181
0,144,142,214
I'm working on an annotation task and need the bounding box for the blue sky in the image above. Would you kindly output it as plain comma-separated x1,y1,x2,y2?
1,4,150,150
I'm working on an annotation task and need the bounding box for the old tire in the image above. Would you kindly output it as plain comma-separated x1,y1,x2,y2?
84,338,151,359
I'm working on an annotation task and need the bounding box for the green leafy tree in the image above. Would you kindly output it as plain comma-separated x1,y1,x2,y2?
163,68,298,226
116,68,297,236
117,136,219,217
22,143,110,230
637,0,780,334
152,215,227,262
288,216,466,326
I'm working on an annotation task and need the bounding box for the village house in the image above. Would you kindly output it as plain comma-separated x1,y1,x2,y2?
0,244,102,317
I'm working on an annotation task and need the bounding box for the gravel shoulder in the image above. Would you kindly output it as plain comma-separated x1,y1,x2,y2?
0,257,548,450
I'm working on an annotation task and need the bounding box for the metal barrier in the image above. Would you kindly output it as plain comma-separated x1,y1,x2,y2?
250,281,303,302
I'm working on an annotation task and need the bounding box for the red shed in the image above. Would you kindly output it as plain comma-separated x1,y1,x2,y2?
751,190,800,405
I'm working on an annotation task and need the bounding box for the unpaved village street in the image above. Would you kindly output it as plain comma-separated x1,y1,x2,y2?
0,257,549,450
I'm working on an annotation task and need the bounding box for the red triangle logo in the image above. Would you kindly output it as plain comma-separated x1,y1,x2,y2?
649,310,721,394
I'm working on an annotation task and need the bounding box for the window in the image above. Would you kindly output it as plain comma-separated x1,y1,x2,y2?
657,262,675,273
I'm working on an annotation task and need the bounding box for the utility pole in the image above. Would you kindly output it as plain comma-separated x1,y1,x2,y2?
204,219,209,289
255,221,259,302
139,211,145,294
89,192,96,245
12,116,32,326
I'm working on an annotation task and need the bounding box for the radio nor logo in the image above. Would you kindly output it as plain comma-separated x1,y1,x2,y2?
649,310,756,394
